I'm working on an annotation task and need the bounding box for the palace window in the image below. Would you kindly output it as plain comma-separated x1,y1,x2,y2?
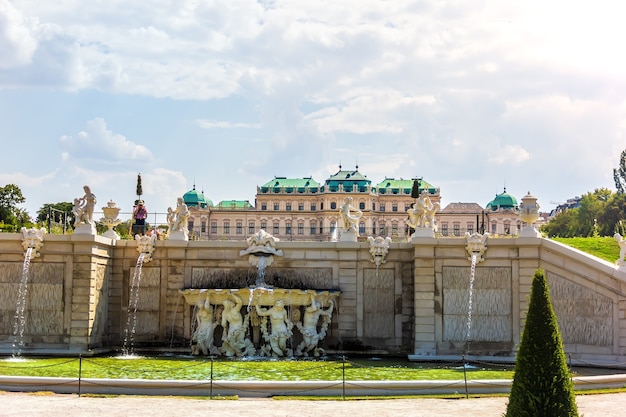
286,203,292,211
286,222,292,234
298,203,304,211
310,223,317,234
298,223,304,234
330,202,337,209
359,222,365,234
453,222,460,236
261,222,267,230
211,222,217,234
359,202,365,210
392,204,398,212
310,203,316,211
248,222,255,234
261,203,267,211
224,222,230,234
274,203,279,211
441,223,448,236
380,204,385,212
273,223,279,235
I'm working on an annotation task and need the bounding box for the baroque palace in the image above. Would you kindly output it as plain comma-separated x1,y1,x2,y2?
182,166,524,241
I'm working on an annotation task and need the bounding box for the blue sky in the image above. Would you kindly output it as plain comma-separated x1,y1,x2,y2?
1,0,625,220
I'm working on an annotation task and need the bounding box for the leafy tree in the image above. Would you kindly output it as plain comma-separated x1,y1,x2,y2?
37,202,75,232
0,184,29,230
541,208,579,238
613,149,626,193
505,269,578,417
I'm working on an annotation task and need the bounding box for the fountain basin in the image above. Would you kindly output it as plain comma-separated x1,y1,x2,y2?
179,288,339,307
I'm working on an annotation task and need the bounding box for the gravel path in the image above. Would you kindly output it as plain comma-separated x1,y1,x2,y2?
1,391,625,417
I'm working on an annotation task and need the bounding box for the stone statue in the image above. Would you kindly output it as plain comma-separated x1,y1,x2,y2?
296,294,334,357
339,197,362,241
167,197,191,241
191,298,217,356
73,185,97,226
168,197,190,232
21,227,46,258
220,293,254,357
408,190,439,230
255,298,293,357
367,235,392,267
615,233,626,267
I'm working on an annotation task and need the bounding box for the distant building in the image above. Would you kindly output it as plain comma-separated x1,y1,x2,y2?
184,166,436,241
484,188,521,235
183,167,530,241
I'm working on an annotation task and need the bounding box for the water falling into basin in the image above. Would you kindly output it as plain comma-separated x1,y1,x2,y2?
465,252,478,354
11,247,33,359
122,252,146,357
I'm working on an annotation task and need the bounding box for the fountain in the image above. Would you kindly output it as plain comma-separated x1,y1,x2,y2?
367,235,391,278
12,227,46,358
122,234,157,356
464,232,488,356
181,230,340,357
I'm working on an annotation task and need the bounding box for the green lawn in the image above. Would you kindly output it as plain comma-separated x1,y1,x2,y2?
551,237,620,263
0,357,514,381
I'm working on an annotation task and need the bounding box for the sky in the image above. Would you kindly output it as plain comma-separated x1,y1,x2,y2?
1,0,625,222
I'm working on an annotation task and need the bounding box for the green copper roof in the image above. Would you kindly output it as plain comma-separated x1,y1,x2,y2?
183,186,212,208
375,178,437,195
486,189,519,211
259,176,321,193
324,167,371,192
213,200,254,210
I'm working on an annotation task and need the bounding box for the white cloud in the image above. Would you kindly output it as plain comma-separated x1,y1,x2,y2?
59,118,154,165
0,0,37,68
195,119,261,129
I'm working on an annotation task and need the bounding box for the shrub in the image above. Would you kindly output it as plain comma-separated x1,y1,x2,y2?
505,269,578,417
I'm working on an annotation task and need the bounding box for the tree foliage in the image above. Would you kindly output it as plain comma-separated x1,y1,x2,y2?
614,149,626,194
505,269,578,417
0,184,30,231
37,202,75,231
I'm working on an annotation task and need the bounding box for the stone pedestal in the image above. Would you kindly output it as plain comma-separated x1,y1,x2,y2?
74,223,96,235
169,230,189,241
411,227,435,240
339,230,358,242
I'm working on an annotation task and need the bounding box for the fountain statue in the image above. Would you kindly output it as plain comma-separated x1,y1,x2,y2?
180,230,340,357
407,190,439,239
73,185,97,235
615,233,626,271
100,200,122,240
239,229,284,287
135,233,157,263
465,232,489,263
295,293,334,357
367,235,392,268
167,197,190,241
20,227,46,258
339,196,362,242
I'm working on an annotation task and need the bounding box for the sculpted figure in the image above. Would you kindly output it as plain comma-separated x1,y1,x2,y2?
168,197,190,232
191,298,217,356
296,295,334,357
255,299,293,357
339,197,363,234
73,185,97,226
220,293,254,356
408,190,439,230
615,233,626,266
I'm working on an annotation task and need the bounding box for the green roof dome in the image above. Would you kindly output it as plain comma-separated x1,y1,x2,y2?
183,186,212,208
486,189,518,211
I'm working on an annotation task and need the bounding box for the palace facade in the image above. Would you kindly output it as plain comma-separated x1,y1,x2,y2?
182,166,524,241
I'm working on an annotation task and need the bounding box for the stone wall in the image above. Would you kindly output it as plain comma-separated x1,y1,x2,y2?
1,233,626,363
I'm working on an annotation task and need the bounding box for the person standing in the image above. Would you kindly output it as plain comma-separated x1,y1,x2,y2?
132,200,147,236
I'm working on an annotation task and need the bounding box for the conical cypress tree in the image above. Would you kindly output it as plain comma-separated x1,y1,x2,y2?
506,269,578,417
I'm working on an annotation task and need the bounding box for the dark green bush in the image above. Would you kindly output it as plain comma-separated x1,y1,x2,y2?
505,269,578,417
